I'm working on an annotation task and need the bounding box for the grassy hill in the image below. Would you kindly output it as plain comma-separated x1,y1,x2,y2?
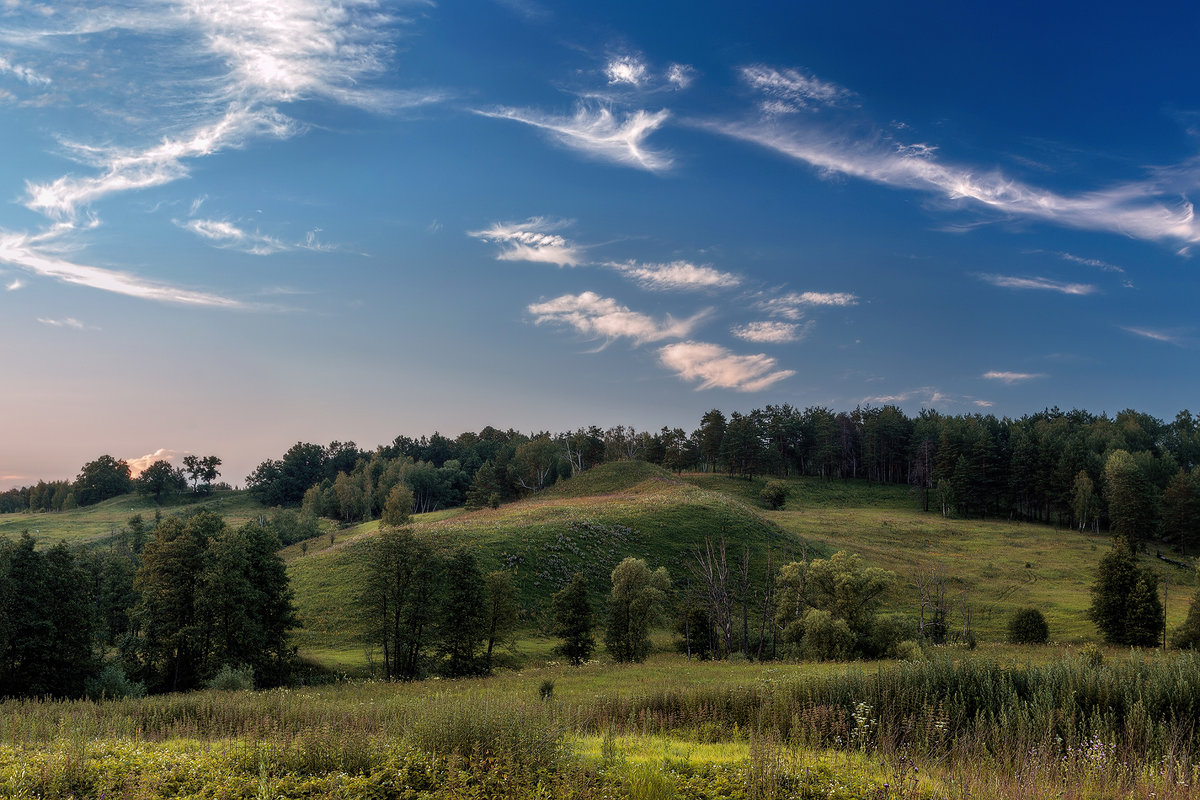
0,489,264,547
286,462,805,668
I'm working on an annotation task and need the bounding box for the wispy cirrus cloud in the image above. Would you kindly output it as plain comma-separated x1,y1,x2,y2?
666,63,695,89
179,217,289,255
658,340,794,391
976,274,1097,295
527,291,704,345
0,232,246,308
713,115,1200,246
740,65,853,113
758,290,858,319
1054,251,1125,273
731,320,810,343
469,217,584,267
4,0,438,305
476,105,672,172
5,278,23,291
36,317,86,330
609,260,740,291
0,55,50,86
982,370,1046,384
1122,326,1183,345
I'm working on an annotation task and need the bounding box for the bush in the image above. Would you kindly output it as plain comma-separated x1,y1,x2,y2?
862,613,915,658
207,664,255,691
85,664,146,700
894,639,925,661
760,480,790,510
1007,607,1049,644
801,609,854,661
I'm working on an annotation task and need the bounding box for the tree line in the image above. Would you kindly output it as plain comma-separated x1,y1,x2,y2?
0,510,296,699
238,406,1199,549
1,454,223,513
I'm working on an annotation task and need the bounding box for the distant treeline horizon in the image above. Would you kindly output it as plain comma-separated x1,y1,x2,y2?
4,404,1199,543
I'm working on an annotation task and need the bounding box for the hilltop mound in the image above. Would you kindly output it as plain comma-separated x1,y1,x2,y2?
287,462,804,666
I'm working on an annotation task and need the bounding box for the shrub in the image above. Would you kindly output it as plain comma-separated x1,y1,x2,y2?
894,639,925,661
801,609,854,662
84,664,146,700
760,480,790,510
207,664,255,691
1007,607,1049,644
862,613,915,658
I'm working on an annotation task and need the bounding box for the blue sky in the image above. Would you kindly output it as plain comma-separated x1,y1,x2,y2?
2,0,1198,488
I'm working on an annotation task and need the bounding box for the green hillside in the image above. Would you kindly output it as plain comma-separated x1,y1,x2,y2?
288,464,1195,670
287,462,805,667
0,489,264,547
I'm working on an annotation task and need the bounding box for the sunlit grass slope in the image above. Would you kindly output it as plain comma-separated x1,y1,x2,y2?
0,489,264,547
287,463,803,667
686,472,1196,644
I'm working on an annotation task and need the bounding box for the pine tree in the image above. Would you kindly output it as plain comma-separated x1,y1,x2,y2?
1089,536,1163,647
550,573,595,665
1124,576,1164,648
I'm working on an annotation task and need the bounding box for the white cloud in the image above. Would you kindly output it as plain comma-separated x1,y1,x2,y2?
606,55,647,86
476,105,672,172
759,290,858,319
126,448,183,478
179,217,289,255
610,259,740,291
0,231,246,308
713,118,1200,245
741,65,853,113
1056,251,1124,273
5,278,23,291
976,274,1097,295
469,217,583,267
658,340,794,391
527,291,703,345
1122,326,1182,345
666,63,694,89
982,370,1046,384
730,320,810,343
0,54,49,86
36,317,85,329
26,107,298,221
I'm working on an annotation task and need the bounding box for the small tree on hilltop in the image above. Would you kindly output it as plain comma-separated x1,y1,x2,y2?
550,572,595,665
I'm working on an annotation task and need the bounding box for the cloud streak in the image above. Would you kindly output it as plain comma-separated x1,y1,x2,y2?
0,232,246,308
976,274,1097,295
712,78,1200,245
731,320,809,343
527,291,703,344
609,260,740,291
758,290,858,319
179,217,289,255
658,341,794,391
476,105,672,172
982,370,1045,384
469,217,584,267
1122,326,1183,345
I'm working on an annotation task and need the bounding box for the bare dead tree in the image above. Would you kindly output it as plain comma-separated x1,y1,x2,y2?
914,569,949,643
739,545,751,657
756,548,775,660
693,536,734,658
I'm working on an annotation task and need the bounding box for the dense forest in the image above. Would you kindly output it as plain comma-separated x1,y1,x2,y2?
236,405,1200,546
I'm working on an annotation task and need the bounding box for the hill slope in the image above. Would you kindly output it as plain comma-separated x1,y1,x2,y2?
287,462,805,666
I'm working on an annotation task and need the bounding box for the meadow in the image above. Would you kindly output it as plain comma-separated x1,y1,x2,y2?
3,649,1200,798
3,463,1198,797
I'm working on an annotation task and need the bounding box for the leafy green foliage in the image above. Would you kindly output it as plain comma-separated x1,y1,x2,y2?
605,557,670,663
1008,607,1050,645
1089,537,1163,647
759,479,789,510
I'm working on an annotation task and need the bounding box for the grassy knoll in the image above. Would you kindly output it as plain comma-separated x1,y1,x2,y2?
4,648,1200,798
0,489,264,547
288,463,803,669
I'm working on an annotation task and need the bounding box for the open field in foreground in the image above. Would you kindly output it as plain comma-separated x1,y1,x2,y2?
4,649,1200,799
